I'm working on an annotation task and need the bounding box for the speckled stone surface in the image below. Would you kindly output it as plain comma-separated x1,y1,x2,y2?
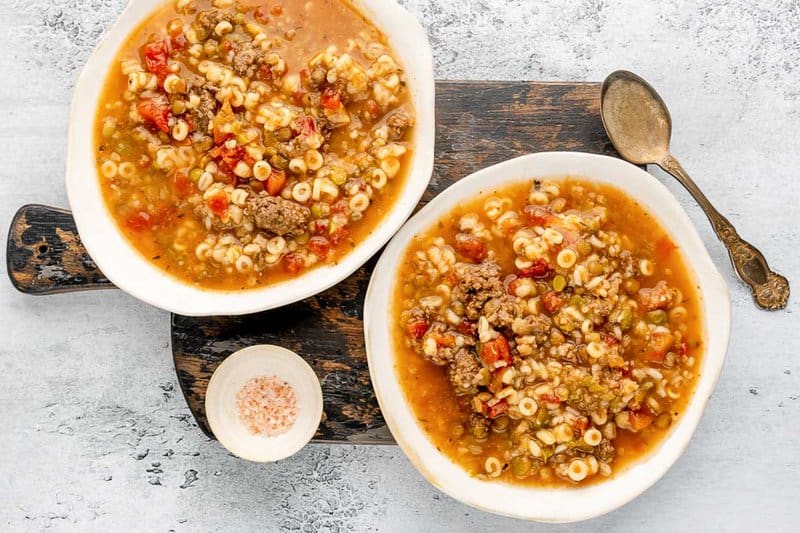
1,0,798,531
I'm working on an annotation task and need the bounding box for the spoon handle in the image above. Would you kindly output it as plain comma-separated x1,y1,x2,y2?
659,154,789,310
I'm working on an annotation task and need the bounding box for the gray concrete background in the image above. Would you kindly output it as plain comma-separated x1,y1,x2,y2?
1,0,798,531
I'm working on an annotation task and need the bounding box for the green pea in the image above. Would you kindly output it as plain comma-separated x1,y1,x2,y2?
534,407,550,428
589,261,604,275
536,281,550,294
311,202,330,218
492,416,510,433
552,274,567,292
510,456,531,477
646,310,668,325
624,279,640,295
472,423,488,440
576,240,592,256
189,168,203,182
618,308,634,331
276,127,293,142
270,154,288,169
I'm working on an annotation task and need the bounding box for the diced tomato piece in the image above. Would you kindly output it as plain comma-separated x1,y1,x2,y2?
283,252,305,274
518,258,552,279
574,417,590,433
486,399,509,419
313,220,329,235
523,205,555,227
172,171,193,198
329,226,350,246
432,333,455,348
321,86,343,110
678,341,689,357
629,410,655,431
456,320,476,336
266,169,286,196
136,97,172,133
406,319,429,340
539,393,562,405
307,236,331,258
454,233,488,262
210,143,247,176
141,38,171,82
124,211,153,232
540,291,564,314
205,190,229,218
479,335,512,366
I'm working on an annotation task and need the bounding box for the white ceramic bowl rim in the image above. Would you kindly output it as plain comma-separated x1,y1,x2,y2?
364,152,732,523
65,0,435,316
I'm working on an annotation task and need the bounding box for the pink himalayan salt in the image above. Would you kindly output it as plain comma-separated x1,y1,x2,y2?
236,375,298,436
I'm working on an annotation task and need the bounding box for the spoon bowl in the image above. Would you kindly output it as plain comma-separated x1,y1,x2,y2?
600,71,672,165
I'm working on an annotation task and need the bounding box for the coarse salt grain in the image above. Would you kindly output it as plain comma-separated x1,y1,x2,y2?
236,375,298,436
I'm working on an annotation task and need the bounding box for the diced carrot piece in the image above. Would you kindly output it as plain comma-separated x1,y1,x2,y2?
266,169,286,196
642,332,674,362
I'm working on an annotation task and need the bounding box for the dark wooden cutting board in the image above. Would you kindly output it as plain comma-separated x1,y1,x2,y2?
7,80,619,444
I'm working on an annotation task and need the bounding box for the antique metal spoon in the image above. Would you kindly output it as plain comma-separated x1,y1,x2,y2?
600,70,789,310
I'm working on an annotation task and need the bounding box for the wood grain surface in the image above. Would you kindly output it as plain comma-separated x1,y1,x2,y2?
7,81,618,443
6,204,111,294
